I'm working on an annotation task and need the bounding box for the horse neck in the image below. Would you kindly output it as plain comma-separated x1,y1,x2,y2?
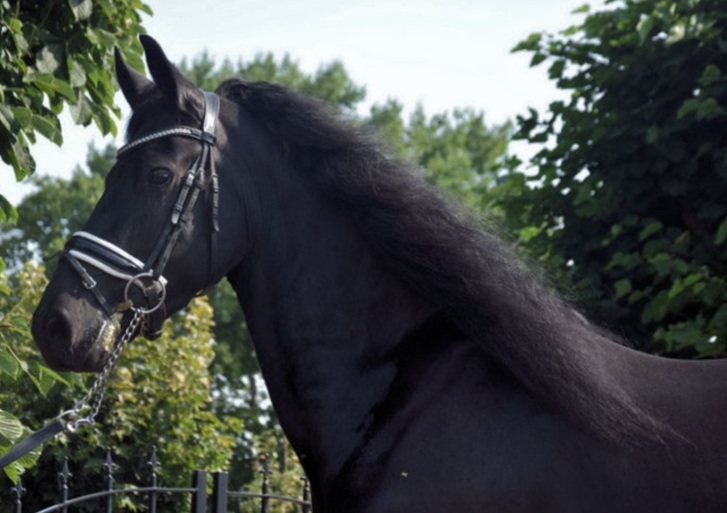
227,164,434,480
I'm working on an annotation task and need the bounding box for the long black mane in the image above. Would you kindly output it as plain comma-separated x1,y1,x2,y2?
216,78,669,445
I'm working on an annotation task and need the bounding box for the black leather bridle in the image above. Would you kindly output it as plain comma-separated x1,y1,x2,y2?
61,91,220,338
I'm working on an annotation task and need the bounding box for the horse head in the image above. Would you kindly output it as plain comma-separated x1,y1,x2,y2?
32,36,246,372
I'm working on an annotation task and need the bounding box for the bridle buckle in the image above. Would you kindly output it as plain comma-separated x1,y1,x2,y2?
123,272,167,315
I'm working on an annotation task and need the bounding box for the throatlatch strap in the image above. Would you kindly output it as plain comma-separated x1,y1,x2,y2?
203,91,220,284
144,91,219,281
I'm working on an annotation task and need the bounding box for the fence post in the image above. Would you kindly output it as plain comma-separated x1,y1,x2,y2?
57,458,72,513
191,470,207,513
259,456,271,513
103,450,117,513
147,447,160,513
301,476,310,513
211,471,228,513
12,477,25,513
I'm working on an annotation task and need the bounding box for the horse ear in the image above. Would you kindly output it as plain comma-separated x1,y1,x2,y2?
114,47,152,111
139,35,204,119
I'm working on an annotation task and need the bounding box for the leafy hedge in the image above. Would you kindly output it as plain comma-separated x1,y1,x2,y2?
499,0,727,356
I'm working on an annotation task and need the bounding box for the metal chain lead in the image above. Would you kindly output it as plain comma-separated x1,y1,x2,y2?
65,310,145,431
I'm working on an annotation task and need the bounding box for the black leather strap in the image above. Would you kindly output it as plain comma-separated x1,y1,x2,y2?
70,235,142,275
0,418,65,469
63,251,116,318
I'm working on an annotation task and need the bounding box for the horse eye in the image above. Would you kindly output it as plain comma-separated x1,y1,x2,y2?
149,168,173,186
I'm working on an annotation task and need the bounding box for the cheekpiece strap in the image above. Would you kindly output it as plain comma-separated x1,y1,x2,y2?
203,92,219,135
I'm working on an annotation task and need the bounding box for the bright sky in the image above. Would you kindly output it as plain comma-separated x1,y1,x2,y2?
2,0,589,205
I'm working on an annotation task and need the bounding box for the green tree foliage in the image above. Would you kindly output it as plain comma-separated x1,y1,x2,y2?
368,100,513,208
0,264,240,510
499,0,727,356
0,263,71,485
0,0,148,488
179,51,366,111
0,0,149,229
0,150,109,465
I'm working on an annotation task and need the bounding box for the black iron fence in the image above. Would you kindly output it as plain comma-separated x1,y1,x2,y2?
6,449,310,513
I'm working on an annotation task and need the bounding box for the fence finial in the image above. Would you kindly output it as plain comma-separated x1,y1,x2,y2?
147,446,160,513
301,475,311,513
148,446,160,483
103,449,117,487
58,458,72,506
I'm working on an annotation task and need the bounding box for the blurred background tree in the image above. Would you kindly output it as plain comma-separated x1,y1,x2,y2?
0,264,241,511
498,0,727,357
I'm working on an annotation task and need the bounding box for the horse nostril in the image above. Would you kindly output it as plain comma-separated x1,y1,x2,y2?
32,306,77,371
45,310,73,346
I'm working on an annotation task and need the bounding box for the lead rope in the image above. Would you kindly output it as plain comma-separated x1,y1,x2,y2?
65,310,145,431
0,310,144,469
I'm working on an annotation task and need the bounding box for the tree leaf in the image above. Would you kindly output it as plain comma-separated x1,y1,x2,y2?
530,53,548,67
716,218,727,245
31,114,63,146
512,32,542,53
0,104,19,132
35,45,64,74
26,361,62,396
636,15,656,44
0,347,20,377
29,73,76,102
70,0,93,21
10,106,32,128
68,58,87,88
639,220,663,241
699,64,722,87
69,94,93,125
614,279,632,299
10,137,35,179
696,97,724,121
85,27,116,48
677,97,699,119
0,409,24,444
0,194,18,224
90,102,117,136
549,59,566,80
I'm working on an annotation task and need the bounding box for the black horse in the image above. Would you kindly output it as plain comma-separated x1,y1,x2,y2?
32,36,727,512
